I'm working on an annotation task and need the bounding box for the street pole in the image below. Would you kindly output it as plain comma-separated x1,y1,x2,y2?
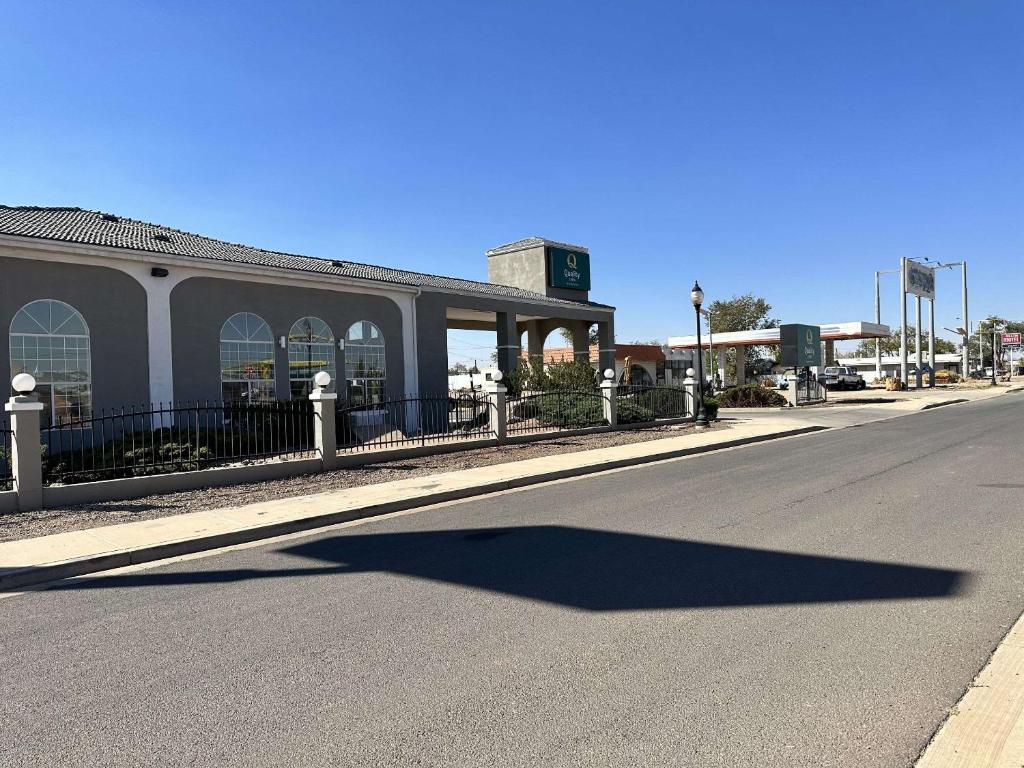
928,297,936,387
691,282,709,428
961,262,969,377
921,294,929,391
992,330,998,385
875,271,882,382
900,257,909,387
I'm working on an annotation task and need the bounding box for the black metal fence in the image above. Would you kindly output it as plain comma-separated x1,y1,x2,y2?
337,391,494,452
616,385,690,423
795,379,827,405
506,390,609,434
1,417,12,491
41,400,315,485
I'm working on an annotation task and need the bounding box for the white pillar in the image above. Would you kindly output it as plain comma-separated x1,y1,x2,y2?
309,384,339,471
399,292,420,397
599,372,618,426
482,380,507,442
717,347,727,387
6,391,44,511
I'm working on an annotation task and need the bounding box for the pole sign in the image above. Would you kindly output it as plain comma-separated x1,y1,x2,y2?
779,324,822,368
904,259,936,299
1003,332,1021,347
547,247,591,291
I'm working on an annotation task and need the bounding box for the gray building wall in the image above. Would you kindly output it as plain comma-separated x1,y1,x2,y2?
169,277,405,403
486,242,592,304
415,290,615,394
0,254,150,412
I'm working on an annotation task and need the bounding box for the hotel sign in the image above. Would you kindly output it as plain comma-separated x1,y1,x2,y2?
547,247,591,291
904,259,936,300
779,324,822,368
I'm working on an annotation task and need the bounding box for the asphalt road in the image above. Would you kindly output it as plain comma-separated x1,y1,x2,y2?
2,395,1023,767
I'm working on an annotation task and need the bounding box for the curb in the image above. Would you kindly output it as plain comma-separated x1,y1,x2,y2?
0,425,827,591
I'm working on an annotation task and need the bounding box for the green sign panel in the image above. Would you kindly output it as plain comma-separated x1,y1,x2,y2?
547,247,591,291
779,324,822,368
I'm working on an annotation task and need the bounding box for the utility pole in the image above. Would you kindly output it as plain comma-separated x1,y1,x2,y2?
933,260,969,378
928,297,936,387
900,257,909,387
915,294,923,389
961,262,969,376
875,268,899,382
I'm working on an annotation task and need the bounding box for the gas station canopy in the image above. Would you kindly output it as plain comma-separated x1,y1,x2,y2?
667,321,890,350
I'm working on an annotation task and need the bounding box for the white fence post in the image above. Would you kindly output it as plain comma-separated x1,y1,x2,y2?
682,368,696,418
483,380,507,444
308,372,339,471
5,375,44,511
784,375,800,407
600,368,618,427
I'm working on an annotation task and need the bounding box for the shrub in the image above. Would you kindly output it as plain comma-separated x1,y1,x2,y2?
617,387,688,420
544,360,599,392
506,359,547,395
617,400,656,424
715,384,786,408
512,391,607,428
703,397,720,420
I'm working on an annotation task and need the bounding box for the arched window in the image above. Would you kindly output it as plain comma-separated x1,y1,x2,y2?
10,299,92,425
288,316,336,398
345,321,386,405
619,363,654,387
220,312,275,402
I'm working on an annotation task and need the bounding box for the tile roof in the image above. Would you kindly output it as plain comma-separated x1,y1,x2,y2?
0,206,612,310
524,344,665,365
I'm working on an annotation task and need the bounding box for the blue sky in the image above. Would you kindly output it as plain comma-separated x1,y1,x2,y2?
2,2,1021,360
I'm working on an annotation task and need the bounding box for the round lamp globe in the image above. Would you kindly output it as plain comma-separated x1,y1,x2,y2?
11,373,36,394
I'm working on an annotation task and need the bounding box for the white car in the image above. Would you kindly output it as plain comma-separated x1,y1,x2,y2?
821,366,866,390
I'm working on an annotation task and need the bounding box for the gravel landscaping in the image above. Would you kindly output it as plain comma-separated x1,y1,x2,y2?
0,422,719,543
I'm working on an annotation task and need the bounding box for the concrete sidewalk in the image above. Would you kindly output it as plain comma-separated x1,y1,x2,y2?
0,418,821,591
1,385,1015,592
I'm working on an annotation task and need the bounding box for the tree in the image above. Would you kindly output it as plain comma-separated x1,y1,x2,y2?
976,316,1024,369
447,362,470,375
558,326,600,346
704,294,779,379
706,294,778,334
854,327,957,357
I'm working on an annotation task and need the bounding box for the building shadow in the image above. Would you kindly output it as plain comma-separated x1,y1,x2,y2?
47,525,971,611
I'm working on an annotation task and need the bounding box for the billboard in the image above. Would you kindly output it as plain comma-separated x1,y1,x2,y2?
547,247,591,291
779,324,822,368
1003,332,1022,347
904,259,936,299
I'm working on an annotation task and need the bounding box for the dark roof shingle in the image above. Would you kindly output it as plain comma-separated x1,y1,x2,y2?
0,206,611,310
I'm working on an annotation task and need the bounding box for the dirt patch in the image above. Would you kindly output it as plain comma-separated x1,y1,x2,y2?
0,422,720,543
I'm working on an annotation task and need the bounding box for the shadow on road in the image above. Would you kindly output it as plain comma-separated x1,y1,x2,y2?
46,525,972,610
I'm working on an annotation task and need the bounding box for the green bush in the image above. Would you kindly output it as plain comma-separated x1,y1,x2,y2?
544,360,598,391
617,400,656,424
512,392,607,428
703,397,720,420
715,385,786,408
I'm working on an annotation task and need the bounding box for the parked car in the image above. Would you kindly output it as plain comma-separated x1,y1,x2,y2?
820,366,866,390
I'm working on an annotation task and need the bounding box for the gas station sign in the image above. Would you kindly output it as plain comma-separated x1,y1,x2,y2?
779,324,822,368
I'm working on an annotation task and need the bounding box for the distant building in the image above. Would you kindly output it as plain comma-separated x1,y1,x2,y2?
523,343,694,385
838,353,962,379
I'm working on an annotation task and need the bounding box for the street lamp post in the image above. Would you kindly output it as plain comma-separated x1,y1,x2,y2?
691,281,709,428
